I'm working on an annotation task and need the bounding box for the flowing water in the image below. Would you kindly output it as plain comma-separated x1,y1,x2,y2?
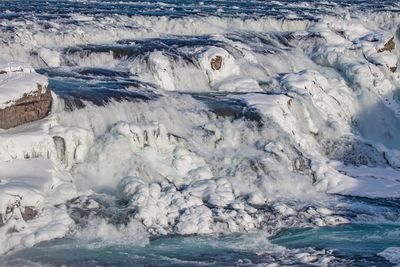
1,0,400,266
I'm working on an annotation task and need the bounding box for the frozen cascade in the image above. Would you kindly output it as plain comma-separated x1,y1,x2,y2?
0,2,399,265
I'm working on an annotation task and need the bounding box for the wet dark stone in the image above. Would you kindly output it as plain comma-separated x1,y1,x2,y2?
190,93,263,125
53,136,66,164
323,138,389,167
21,206,39,222
60,89,157,110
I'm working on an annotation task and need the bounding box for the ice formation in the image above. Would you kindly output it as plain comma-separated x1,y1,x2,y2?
0,159,76,254
0,2,399,260
0,60,48,109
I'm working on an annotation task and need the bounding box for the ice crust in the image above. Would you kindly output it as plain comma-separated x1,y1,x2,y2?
0,60,48,108
0,8,399,255
0,159,76,254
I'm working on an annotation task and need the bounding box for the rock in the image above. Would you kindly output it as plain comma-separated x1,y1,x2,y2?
53,136,66,164
21,206,39,222
377,37,395,53
0,202,39,228
0,84,52,129
210,55,223,70
0,60,52,129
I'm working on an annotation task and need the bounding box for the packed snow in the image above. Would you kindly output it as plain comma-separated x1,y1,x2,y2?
0,60,48,108
0,158,76,254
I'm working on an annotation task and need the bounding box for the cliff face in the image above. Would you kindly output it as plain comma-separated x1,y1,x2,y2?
0,61,52,129
0,84,52,129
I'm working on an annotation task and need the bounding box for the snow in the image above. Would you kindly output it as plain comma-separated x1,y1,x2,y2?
0,1,400,258
35,48,61,68
0,110,93,169
175,205,213,235
0,59,48,108
0,60,33,73
0,16,311,65
331,164,400,198
198,47,239,83
0,159,52,220
0,158,77,254
148,51,176,91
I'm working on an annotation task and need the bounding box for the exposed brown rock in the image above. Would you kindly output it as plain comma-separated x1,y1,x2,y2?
211,55,223,70
0,84,52,129
377,37,395,53
390,65,397,73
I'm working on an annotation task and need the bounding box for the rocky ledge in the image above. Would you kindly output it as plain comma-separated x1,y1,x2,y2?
0,60,52,129
377,37,395,53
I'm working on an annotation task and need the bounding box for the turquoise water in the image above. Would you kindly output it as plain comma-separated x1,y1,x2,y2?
271,224,400,266
0,234,281,266
1,223,399,266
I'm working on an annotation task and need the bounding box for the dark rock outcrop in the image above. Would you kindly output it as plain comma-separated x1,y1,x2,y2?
211,55,223,70
377,37,395,53
0,84,52,129
0,203,39,228
53,135,66,164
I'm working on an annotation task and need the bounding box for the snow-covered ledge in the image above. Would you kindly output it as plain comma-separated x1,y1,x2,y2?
0,59,52,129
0,159,77,254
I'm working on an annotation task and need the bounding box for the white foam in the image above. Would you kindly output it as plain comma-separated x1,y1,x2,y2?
0,16,311,64
378,247,400,265
0,5,400,256
73,218,150,247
